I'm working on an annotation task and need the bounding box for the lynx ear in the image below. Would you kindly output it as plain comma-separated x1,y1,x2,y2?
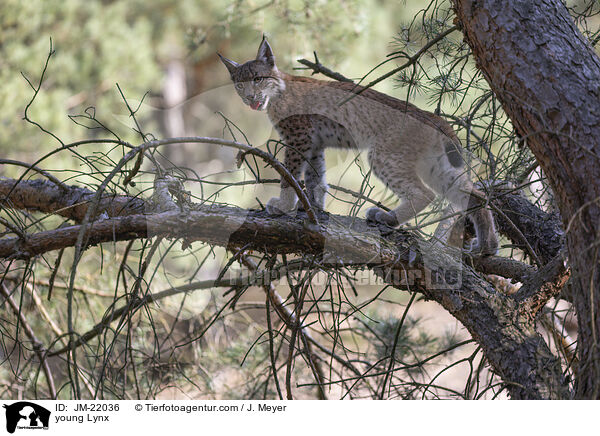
217,53,239,76
256,36,275,67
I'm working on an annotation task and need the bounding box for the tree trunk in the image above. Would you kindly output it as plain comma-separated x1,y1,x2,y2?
453,0,600,398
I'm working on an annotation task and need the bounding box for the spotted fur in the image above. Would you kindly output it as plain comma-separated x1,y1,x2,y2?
219,37,498,255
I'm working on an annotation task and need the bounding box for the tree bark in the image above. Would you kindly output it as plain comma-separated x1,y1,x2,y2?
0,177,145,222
0,178,570,398
453,0,600,398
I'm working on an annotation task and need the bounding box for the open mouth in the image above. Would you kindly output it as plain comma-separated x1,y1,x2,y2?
250,100,262,110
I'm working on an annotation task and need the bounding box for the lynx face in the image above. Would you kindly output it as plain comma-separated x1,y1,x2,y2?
218,38,285,111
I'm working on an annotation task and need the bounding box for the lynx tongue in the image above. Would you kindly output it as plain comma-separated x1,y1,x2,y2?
250,101,261,110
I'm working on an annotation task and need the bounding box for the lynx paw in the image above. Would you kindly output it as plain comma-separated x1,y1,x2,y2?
266,197,297,216
366,207,399,227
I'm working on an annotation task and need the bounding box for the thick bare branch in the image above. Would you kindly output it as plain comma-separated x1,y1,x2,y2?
491,188,564,264
516,252,571,319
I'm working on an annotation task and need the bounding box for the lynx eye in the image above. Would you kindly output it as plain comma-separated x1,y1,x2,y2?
235,83,244,90
253,77,263,84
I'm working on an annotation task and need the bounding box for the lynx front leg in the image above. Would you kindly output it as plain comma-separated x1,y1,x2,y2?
303,148,328,210
266,144,307,215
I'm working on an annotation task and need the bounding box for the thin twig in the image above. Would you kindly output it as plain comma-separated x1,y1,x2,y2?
296,52,354,82
241,255,327,400
0,283,57,399
340,25,459,104
0,159,67,190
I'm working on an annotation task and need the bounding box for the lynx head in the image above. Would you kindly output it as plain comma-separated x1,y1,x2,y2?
218,37,285,111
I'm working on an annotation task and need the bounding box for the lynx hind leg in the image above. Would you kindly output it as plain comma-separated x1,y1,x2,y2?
465,192,499,256
303,148,328,211
441,174,499,256
367,179,435,228
266,144,307,215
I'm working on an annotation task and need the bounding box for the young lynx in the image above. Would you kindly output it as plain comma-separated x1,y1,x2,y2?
219,37,498,255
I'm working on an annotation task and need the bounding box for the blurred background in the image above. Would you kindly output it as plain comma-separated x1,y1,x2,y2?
1,0,414,162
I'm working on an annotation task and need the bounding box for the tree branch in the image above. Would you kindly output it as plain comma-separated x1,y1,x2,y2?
0,177,145,223
516,252,571,319
452,0,600,396
491,188,564,264
0,175,572,398
296,53,354,82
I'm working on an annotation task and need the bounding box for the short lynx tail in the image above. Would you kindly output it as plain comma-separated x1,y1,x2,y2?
445,141,464,168
435,142,498,256
466,187,499,256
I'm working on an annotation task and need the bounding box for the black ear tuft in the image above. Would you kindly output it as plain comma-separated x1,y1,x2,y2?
217,53,239,75
256,36,275,67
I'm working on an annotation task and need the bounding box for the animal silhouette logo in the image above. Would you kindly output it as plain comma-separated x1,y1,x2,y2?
2,402,50,433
